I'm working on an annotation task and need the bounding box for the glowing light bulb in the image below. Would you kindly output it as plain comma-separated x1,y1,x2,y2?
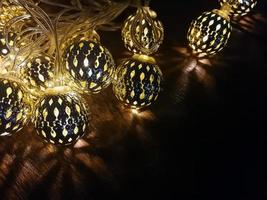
63,39,115,94
131,108,140,115
0,77,30,136
219,0,257,18
187,10,232,57
122,6,164,55
113,54,162,109
33,88,90,145
22,54,55,93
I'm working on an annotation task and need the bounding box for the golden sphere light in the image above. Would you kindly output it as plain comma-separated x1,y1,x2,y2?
113,55,162,109
63,39,115,94
0,77,30,136
121,6,164,55
219,0,257,17
187,10,232,58
34,88,90,145
22,54,55,92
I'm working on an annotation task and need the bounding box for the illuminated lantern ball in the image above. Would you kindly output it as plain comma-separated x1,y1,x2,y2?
219,0,257,17
34,91,90,145
187,10,232,58
0,78,30,136
22,55,54,91
113,55,162,109
122,7,164,55
63,40,115,94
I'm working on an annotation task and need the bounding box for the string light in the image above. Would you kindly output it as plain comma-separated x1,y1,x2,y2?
13,1,93,146
114,1,164,109
113,54,162,109
0,77,30,136
22,54,55,92
121,6,164,55
219,0,257,18
0,2,31,136
63,36,115,94
34,89,90,145
187,10,232,58
187,0,257,57
0,0,259,145
0,0,130,145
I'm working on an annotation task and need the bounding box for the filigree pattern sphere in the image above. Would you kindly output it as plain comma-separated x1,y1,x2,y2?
0,78,30,136
122,7,164,55
187,11,232,57
22,55,54,92
113,56,162,109
219,0,257,17
34,92,90,145
63,40,115,94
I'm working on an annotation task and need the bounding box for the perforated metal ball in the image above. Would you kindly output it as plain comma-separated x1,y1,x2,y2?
0,78,30,136
63,40,115,94
34,92,90,145
187,11,232,57
22,55,54,91
219,0,257,17
113,56,162,109
122,7,164,55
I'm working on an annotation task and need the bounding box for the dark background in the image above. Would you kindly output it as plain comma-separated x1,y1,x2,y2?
1,0,267,199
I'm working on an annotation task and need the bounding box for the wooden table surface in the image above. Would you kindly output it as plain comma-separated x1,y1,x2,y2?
1,1,267,199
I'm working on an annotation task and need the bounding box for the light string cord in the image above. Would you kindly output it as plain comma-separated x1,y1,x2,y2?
2,14,46,71
58,0,129,45
16,0,67,86
3,8,53,67
3,14,31,52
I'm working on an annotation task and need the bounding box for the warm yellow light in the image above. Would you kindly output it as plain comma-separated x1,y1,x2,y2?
187,10,232,58
131,108,139,115
121,6,164,55
219,0,257,17
113,55,162,109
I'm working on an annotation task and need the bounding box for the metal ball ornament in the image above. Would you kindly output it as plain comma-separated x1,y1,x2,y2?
63,40,115,94
113,55,162,109
22,55,54,92
187,10,232,58
34,89,90,145
219,0,257,17
0,78,30,136
122,6,164,55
